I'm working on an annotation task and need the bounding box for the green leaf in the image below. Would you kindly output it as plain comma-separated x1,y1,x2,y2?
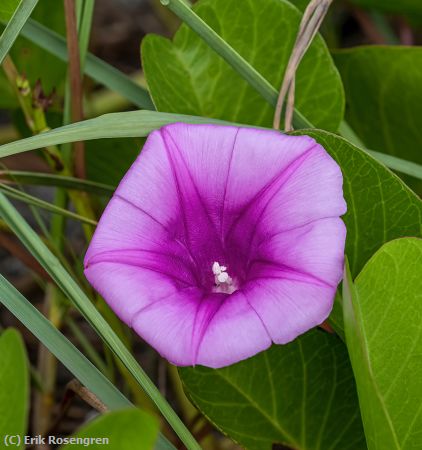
61,409,159,450
0,192,200,450
286,0,310,11
333,47,422,166
0,0,38,65
180,329,365,450
0,275,175,450
293,130,422,277
0,0,19,22
0,328,29,449
343,238,422,450
143,0,344,131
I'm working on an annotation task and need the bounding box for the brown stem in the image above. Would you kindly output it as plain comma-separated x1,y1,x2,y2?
397,17,414,45
64,0,86,179
46,379,108,441
0,232,50,280
353,8,386,45
65,379,108,413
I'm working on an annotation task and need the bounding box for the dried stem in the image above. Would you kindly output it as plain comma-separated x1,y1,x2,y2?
273,0,333,131
66,379,108,413
64,0,86,179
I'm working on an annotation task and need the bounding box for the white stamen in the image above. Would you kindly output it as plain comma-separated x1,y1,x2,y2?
212,261,237,294
212,261,233,286
217,272,229,283
212,261,222,275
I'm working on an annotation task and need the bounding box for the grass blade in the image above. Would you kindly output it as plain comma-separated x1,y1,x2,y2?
78,0,95,68
366,150,422,180
0,110,231,158
0,192,200,450
18,19,154,110
0,170,115,195
0,274,175,450
0,183,98,226
0,0,38,64
1,110,422,180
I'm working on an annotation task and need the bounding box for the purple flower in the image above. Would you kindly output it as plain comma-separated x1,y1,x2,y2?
84,123,346,368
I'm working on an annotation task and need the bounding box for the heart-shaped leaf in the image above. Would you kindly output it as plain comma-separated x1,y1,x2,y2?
142,0,344,132
180,329,365,450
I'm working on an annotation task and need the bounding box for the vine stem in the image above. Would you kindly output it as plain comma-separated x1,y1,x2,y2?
64,0,86,179
273,0,333,131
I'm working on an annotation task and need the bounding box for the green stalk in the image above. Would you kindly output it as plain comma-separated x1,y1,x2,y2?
0,170,115,196
0,183,97,226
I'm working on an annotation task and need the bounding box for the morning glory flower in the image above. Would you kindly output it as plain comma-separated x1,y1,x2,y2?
84,123,346,368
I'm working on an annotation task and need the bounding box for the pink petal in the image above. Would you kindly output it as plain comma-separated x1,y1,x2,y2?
84,123,347,368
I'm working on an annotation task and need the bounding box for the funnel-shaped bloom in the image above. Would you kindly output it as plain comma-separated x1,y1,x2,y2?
84,123,346,368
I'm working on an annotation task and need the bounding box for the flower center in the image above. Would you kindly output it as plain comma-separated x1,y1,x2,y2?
212,262,237,294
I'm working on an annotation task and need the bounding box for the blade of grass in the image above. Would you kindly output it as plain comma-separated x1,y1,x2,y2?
0,274,176,450
0,0,38,64
0,170,115,195
78,0,95,68
0,110,232,157
0,192,201,450
1,110,421,180
0,183,97,226
17,19,154,110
